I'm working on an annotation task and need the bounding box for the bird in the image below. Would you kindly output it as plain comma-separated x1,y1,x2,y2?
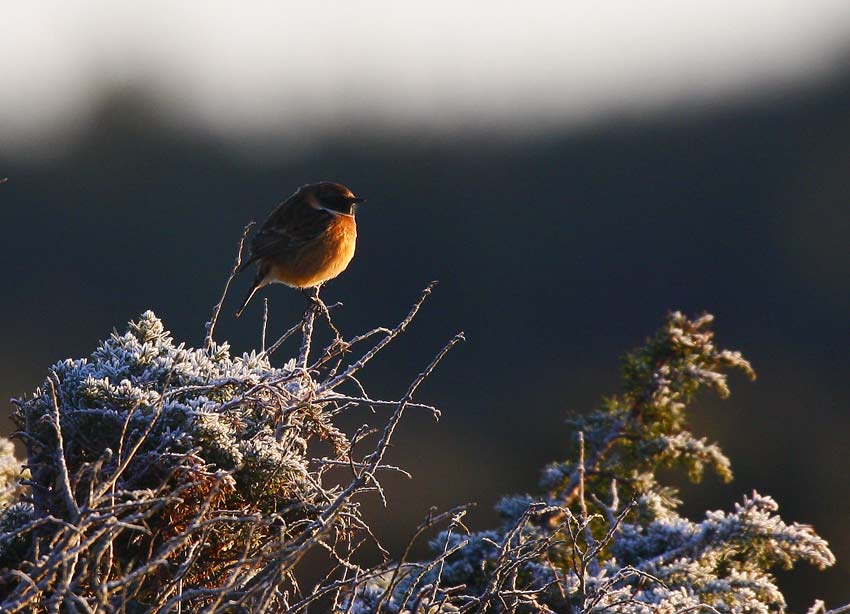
235,182,364,318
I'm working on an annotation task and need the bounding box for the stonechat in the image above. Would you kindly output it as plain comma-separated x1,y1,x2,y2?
235,182,364,317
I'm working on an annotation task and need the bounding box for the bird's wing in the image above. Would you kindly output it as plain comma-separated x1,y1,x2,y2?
245,197,332,265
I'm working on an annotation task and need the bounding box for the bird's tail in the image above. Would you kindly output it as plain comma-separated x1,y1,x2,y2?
234,285,258,318
235,269,266,318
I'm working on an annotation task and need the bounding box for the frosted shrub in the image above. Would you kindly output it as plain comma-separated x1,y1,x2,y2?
1,276,462,612
0,248,841,613
349,313,840,613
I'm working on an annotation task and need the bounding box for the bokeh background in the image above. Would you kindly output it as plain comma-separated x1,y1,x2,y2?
2,2,848,608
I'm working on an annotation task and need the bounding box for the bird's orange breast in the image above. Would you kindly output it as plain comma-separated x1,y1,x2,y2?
269,215,357,288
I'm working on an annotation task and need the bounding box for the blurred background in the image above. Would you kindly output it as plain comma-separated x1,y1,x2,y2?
1,1,848,607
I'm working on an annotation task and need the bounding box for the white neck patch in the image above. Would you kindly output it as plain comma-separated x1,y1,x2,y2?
322,207,354,219
306,191,354,218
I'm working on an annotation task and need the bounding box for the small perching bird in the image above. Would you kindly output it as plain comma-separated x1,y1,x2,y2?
235,182,364,317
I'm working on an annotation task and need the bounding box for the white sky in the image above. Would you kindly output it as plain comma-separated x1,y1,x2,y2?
2,1,850,156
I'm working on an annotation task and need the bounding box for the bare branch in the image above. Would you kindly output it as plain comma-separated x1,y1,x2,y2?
205,222,255,350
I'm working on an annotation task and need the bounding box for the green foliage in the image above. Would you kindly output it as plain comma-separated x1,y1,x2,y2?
557,312,755,517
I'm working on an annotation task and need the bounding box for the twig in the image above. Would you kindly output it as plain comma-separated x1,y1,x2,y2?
261,298,269,353
297,300,318,369
319,281,440,393
47,376,80,523
205,222,255,350
262,322,301,359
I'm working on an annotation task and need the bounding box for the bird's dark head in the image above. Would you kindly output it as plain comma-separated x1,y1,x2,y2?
301,182,365,216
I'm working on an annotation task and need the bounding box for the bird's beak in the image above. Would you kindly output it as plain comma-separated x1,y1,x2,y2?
351,197,366,204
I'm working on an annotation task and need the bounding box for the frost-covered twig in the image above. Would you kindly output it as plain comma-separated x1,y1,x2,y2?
205,221,254,349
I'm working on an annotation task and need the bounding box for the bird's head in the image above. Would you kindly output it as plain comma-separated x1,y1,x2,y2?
301,182,365,217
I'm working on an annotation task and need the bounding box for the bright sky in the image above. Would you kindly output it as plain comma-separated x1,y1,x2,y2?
3,1,850,156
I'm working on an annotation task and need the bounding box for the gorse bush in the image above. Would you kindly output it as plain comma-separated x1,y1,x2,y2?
350,313,836,613
1,279,460,612
0,277,842,612
10,310,346,594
